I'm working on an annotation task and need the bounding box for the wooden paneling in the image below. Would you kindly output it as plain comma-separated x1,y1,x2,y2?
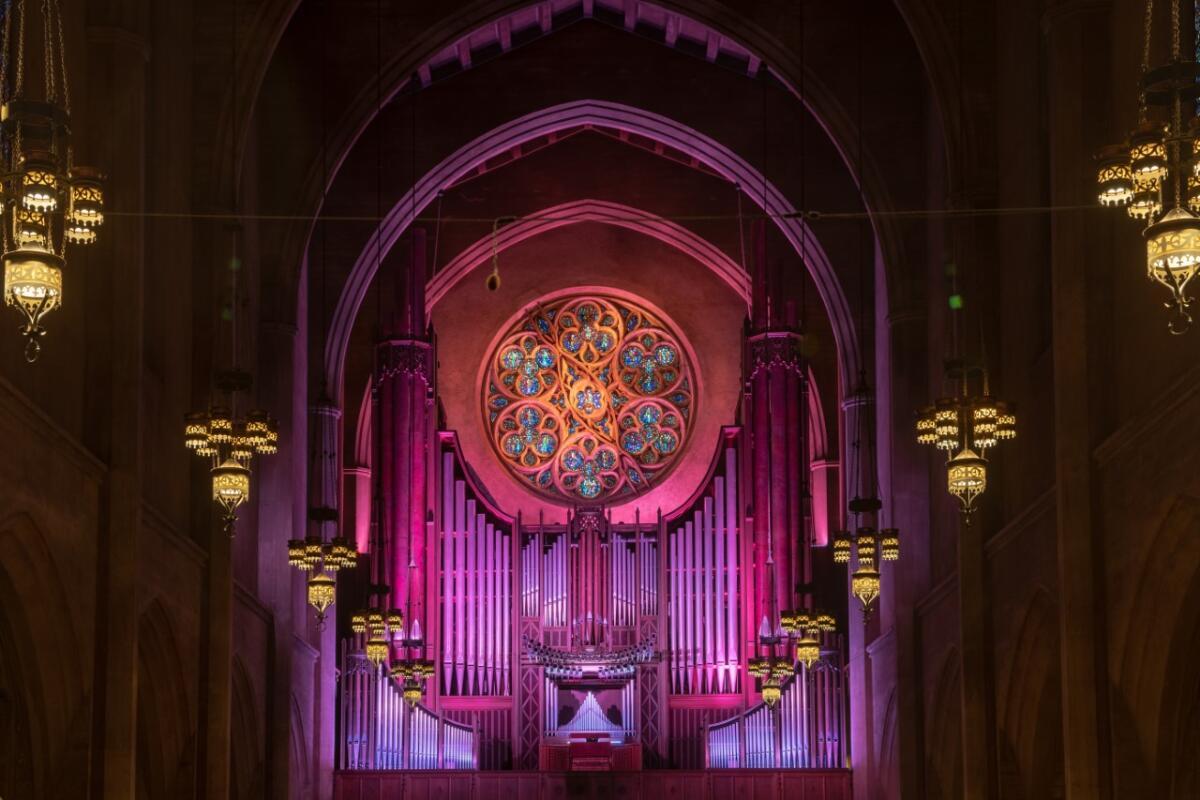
336,770,852,800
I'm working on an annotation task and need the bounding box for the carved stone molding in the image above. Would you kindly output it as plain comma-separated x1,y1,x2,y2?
746,330,805,380
374,338,433,389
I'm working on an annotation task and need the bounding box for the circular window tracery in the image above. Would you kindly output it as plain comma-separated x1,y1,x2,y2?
483,293,696,504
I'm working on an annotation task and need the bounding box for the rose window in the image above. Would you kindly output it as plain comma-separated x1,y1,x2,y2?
484,293,695,503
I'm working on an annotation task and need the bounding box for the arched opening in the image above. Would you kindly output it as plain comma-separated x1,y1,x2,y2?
231,659,265,800
135,601,195,800
323,99,862,402
0,607,34,799
926,651,963,800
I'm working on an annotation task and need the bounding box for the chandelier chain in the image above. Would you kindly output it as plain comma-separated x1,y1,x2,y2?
40,0,50,105
1171,0,1180,60
0,4,9,104
53,0,66,113
1141,0,1154,119
13,0,23,97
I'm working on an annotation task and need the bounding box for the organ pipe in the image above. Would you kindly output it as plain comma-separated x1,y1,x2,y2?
437,450,513,697
668,446,741,695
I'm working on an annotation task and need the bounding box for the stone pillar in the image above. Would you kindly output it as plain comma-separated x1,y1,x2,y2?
374,230,433,626
308,399,340,798
839,388,875,799
255,319,304,800
880,308,932,800
204,522,235,800
1045,2,1113,798
959,515,994,799
83,16,147,800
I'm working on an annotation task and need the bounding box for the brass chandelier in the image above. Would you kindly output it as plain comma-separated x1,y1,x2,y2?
1,0,105,361
184,370,278,534
1096,0,1200,332
833,500,899,614
350,604,408,667
392,657,436,707
916,361,1016,517
780,608,837,670
747,641,794,709
288,508,358,624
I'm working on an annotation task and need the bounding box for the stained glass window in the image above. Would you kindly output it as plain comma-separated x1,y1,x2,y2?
483,293,696,503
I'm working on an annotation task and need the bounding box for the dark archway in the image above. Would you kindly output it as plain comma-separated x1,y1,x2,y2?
135,601,195,800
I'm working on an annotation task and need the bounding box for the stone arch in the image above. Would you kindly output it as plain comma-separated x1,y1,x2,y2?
878,689,901,800
135,600,195,800
1152,518,1200,798
350,198,832,469
0,598,34,799
324,100,861,403
925,649,963,800
997,588,1063,799
231,658,265,800
290,694,312,800
233,0,939,324
0,512,81,799
1114,494,1200,792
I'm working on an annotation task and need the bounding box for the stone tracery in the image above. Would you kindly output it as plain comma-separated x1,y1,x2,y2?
484,293,694,503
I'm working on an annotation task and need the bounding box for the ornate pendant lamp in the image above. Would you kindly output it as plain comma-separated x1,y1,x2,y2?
780,609,836,670
287,510,358,573
306,572,336,625
184,369,278,534
833,497,900,616
747,655,793,708
1097,0,1200,332
392,655,436,707
0,0,105,361
349,605,407,667
289,510,358,624
915,362,1016,518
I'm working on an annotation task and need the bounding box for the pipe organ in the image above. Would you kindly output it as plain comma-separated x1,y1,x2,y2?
668,446,741,695
705,653,847,769
438,448,512,697
340,431,846,772
338,642,478,770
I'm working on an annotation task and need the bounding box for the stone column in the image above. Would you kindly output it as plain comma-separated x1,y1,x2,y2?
256,319,304,800
959,515,994,799
839,388,876,799
308,399,340,798
374,230,433,625
880,308,932,800
83,16,147,800
1045,2,1113,798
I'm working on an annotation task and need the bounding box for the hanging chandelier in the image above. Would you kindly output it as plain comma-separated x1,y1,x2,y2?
780,609,836,670
350,607,405,667
833,497,900,616
184,370,278,534
915,362,1016,517
306,572,336,625
0,0,105,361
747,655,793,708
384,609,434,705
287,508,358,622
1096,0,1200,332
287,530,358,573
750,616,799,707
